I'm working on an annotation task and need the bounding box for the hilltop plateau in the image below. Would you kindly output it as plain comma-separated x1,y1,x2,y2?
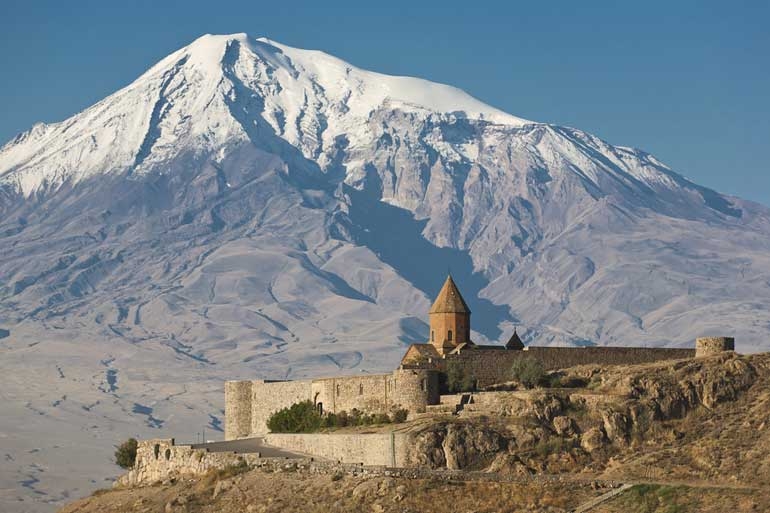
59,352,770,512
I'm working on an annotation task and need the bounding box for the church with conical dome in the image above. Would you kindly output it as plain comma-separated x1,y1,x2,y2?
429,275,472,353
400,274,524,366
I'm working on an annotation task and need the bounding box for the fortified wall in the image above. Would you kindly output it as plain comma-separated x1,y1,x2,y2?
439,346,697,388
116,438,262,487
224,276,736,441
117,436,414,486
226,368,438,439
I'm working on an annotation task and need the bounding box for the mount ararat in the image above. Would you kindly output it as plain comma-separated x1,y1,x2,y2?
1,33,769,512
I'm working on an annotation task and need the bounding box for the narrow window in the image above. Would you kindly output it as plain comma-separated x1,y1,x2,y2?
448,330,453,342
336,384,340,397
154,444,160,460
431,330,434,342
164,448,171,461
420,378,426,391
359,383,364,395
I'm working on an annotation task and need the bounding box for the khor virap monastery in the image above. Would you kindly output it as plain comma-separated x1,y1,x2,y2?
225,275,735,440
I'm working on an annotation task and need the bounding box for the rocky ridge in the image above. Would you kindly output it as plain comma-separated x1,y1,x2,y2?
408,352,770,487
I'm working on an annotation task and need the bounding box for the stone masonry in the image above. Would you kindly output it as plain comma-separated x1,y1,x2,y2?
695,336,735,357
226,369,438,438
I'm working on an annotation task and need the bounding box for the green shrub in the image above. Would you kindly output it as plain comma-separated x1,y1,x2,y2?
373,413,391,424
509,356,545,388
114,438,138,469
544,374,587,388
267,400,322,433
321,413,337,428
391,408,408,423
348,408,363,425
445,360,475,393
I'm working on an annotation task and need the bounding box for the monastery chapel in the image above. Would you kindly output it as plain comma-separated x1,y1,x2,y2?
224,275,732,440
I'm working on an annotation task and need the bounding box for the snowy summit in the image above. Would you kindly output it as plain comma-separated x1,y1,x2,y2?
0,33,530,195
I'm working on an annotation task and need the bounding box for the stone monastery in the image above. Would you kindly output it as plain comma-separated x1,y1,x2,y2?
225,275,734,440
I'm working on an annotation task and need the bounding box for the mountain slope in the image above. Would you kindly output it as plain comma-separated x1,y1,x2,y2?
1,33,770,512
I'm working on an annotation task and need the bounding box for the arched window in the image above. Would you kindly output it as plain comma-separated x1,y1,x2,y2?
359,383,364,395
447,330,453,342
336,384,340,397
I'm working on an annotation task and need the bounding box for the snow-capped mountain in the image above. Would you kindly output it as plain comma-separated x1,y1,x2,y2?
2,33,770,512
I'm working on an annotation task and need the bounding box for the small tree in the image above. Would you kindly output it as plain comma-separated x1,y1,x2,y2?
445,360,475,393
509,356,545,388
267,400,322,433
114,438,138,469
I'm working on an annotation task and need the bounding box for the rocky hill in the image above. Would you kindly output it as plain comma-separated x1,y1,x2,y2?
59,352,770,513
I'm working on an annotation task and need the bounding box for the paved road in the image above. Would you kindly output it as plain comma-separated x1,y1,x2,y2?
190,437,303,458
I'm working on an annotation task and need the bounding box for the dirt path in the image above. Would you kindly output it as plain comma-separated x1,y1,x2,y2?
571,483,633,513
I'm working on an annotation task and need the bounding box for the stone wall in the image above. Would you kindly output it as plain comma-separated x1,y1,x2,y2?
444,346,696,388
232,371,442,439
116,439,261,487
311,374,393,415
120,433,430,485
224,381,253,440
696,337,735,357
249,380,313,437
265,433,411,466
391,368,439,413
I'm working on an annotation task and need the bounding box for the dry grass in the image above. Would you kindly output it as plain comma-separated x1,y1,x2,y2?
59,469,602,513
594,484,769,513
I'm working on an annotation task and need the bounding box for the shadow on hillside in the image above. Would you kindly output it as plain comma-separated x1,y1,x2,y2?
345,186,512,343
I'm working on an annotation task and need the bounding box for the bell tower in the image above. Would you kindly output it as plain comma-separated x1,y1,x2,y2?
429,275,471,354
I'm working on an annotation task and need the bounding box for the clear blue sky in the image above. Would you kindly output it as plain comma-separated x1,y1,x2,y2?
2,0,768,204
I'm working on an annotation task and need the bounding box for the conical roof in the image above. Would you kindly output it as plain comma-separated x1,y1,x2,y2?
505,329,524,350
429,275,471,314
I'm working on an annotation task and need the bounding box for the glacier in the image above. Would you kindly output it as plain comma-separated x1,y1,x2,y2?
1,33,770,512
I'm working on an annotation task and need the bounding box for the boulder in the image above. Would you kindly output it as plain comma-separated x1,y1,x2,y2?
552,416,576,436
581,427,606,453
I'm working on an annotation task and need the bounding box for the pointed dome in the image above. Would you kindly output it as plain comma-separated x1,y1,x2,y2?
429,275,471,314
505,329,524,350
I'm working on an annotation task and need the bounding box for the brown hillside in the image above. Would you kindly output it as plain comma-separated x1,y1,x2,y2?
59,352,770,513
